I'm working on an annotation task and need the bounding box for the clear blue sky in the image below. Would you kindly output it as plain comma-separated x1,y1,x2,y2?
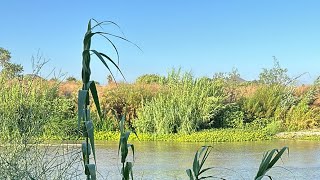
1,0,320,84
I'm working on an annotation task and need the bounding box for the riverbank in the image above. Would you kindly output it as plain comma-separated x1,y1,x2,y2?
275,129,320,140
44,129,272,142
42,128,320,142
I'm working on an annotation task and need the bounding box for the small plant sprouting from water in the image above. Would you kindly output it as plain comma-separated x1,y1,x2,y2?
186,146,216,180
79,19,130,179
187,146,289,180
118,114,135,180
255,147,289,180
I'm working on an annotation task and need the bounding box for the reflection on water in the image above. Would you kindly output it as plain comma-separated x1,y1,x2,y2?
91,140,320,180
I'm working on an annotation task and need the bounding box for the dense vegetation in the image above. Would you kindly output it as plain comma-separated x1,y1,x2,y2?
1,50,320,142
0,17,302,179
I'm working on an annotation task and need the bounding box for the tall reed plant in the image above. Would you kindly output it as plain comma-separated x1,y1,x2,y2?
78,19,136,179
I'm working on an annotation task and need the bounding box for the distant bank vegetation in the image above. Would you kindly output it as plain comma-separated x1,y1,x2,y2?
1,48,319,141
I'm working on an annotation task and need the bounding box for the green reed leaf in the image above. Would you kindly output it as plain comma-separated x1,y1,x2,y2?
85,164,96,180
99,52,126,81
87,81,102,120
255,147,288,180
186,169,194,180
123,162,133,180
81,142,91,166
128,144,134,162
85,121,96,163
78,90,88,130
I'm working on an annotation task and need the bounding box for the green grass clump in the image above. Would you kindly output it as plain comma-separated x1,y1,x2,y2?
0,75,75,141
98,83,161,131
134,69,229,134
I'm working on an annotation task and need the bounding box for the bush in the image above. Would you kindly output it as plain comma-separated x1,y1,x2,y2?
135,74,165,84
241,85,287,125
285,99,320,130
0,75,76,141
134,69,228,134
98,83,161,131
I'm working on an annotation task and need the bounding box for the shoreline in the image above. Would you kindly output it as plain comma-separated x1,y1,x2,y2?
37,129,320,143
275,129,320,140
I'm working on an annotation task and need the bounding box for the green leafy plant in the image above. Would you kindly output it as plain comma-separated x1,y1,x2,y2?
255,147,289,180
0,57,81,179
186,146,215,180
134,69,228,134
79,19,127,180
118,114,135,180
258,57,291,86
0,47,23,78
187,146,289,180
135,73,165,84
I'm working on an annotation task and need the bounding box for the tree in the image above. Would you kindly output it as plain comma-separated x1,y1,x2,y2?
0,48,11,65
259,57,290,85
0,48,23,78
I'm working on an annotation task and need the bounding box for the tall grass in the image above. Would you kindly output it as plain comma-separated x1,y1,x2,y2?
97,83,161,131
0,59,81,179
134,69,228,134
0,69,74,142
284,78,320,130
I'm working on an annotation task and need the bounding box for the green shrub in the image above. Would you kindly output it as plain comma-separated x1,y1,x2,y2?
134,69,228,134
242,85,287,125
135,74,165,84
213,103,244,128
285,101,320,130
283,78,320,130
0,75,72,141
99,83,161,131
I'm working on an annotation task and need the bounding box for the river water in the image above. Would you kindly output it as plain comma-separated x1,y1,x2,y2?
86,139,320,180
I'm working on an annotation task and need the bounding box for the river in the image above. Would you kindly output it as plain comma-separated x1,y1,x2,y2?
81,139,320,179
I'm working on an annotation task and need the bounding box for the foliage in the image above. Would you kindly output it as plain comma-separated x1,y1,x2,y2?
94,129,271,142
255,147,289,180
0,75,73,141
0,47,11,63
241,85,287,126
78,19,136,179
283,78,320,130
135,73,165,84
117,114,135,180
259,57,291,86
99,83,161,131
186,146,215,180
0,57,81,179
187,146,289,180
134,69,228,134
284,99,320,130
0,47,23,78
212,103,244,128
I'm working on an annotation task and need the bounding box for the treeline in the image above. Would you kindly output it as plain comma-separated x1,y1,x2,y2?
1,50,320,139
